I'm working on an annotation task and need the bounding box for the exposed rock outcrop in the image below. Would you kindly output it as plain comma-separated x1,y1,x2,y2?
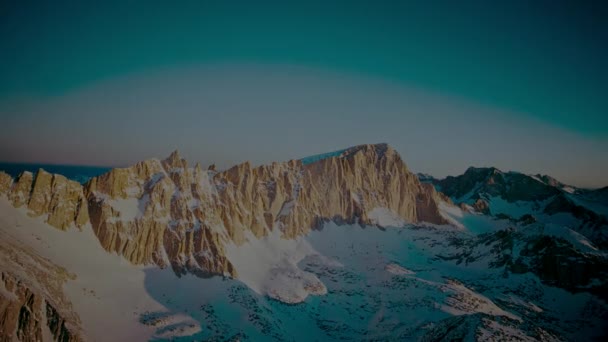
432,167,561,202
0,172,12,194
441,227,608,301
8,171,33,208
0,169,89,231
0,144,449,279
0,273,81,342
515,235,608,298
423,167,608,249
421,312,557,342
84,144,448,277
473,198,490,214
0,229,83,341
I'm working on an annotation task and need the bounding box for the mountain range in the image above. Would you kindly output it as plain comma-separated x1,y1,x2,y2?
1,143,606,341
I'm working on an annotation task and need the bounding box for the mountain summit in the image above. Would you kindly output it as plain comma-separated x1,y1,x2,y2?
0,144,448,279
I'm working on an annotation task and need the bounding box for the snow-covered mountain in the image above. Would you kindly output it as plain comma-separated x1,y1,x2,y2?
1,144,446,281
1,145,607,341
419,167,608,249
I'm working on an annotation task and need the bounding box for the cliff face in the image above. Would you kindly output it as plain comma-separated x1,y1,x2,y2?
0,227,83,341
0,169,89,231
84,154,235,276
0,144,448,278
0,273,81,342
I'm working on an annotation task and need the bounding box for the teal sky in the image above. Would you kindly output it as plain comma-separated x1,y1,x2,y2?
0,1,607,186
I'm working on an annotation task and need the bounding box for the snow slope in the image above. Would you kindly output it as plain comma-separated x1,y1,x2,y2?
0,198,200,341
368,207,406,227
224,228,339,303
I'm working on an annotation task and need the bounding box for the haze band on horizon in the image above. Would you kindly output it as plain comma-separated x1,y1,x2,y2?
0,1,606,188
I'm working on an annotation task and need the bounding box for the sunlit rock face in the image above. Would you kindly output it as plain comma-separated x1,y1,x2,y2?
85,154,235,277
0,172,12,194
0,144,448,278
0,169,88,230
84,143,448,277
0,230,84,342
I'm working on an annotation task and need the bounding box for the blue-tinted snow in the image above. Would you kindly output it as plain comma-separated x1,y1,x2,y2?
299,149,347,165
141,221,605,341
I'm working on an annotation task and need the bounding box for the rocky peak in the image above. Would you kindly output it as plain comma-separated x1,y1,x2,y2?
0,169,89,231
222,161,252,185
1,144,450,279
427,166,607,249
162,149,187,171
82,144,449,277
434,166,562,203
463,166,502,181
340,143,390,159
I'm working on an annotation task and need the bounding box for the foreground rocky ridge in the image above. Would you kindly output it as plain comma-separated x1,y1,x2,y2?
0,273,80,342
0,226,83,341
0,144,447,278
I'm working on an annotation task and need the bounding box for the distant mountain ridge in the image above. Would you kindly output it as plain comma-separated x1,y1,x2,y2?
418,167,608,249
